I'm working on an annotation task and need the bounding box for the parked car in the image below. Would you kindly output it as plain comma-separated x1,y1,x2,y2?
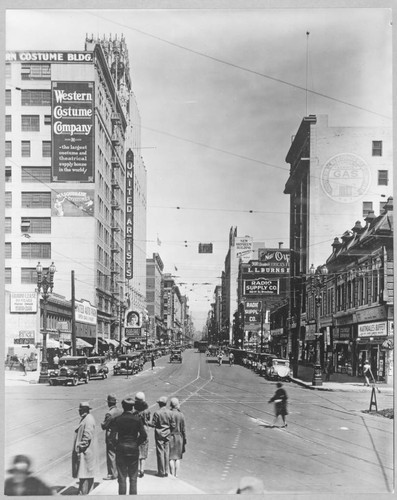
170,349,182,363
113,354,141,376
87,356,109,380
257,353,277,376
265,358,291,381
49,356,89,386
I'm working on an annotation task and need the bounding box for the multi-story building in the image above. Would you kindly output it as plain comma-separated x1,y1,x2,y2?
314,197,394,383
146,253,165,344
4,35,147,357
284,114,392,371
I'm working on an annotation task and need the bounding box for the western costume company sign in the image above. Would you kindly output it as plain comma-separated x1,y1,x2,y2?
52,81,94,182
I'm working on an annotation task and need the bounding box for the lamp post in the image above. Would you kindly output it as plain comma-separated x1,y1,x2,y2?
119,301,127,354
36,261,56,384
309,263,328,386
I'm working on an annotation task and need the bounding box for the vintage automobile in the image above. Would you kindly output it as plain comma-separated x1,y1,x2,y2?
87,356,109,380
257,353,277,376
169,349,182,363
265,358,291,381
113,354,141,376
49,355,89,386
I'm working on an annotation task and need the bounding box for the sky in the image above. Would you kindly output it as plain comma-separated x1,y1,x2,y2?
4,4,393,331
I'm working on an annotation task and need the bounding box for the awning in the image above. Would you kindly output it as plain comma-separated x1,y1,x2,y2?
45,338,70,349
107,339,120,347
121,340,130,347
97,337,108,345
76,338,94,348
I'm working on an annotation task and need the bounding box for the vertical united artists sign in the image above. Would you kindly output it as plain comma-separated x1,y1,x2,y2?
125,149,134,279
52,81,94,182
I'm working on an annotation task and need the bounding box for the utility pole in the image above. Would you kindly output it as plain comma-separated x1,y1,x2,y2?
260,299,264,353
71,270,76,356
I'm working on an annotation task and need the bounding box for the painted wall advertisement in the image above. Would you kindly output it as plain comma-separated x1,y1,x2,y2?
52,81,94,182
52,190,94,217
10,292,37,313
235,236,253,263
75,300,97,325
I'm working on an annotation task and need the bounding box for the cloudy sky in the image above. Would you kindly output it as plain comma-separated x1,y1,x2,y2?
5,4,392,330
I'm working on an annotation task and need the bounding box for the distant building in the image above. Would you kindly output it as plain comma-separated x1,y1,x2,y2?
146,253,165,343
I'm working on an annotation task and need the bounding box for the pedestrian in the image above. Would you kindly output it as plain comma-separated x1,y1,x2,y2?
72,402,97,495
112,397,147,495
229,351,234,366
324,357,333,381
4,454,53,496
21,354,28,376
101,394,122,480
132,392,151,478
150,396,175,477
151,353,155,370
363,359,372,386
217,350,223,366
53,353,59,369
168,397,186,478
268,382,288,427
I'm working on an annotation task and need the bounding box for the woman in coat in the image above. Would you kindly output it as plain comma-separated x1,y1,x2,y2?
268,382,288,427
168,397,186,477
72,402,97,495
132,392,151,478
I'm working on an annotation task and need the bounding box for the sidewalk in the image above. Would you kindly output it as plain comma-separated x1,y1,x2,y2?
90,473,205,495
291,363,394,393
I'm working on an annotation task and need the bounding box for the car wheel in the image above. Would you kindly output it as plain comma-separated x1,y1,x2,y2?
49,380,54,386
72,377,78,386
85,376,89,384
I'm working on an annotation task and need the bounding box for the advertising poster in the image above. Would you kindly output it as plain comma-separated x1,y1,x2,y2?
52,81,94,182
52,189,94,217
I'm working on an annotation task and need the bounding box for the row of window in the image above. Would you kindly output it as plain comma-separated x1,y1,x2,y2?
5,217,51,234
5,267,52,284
6,114,51,132
5,140,51,157
5,166,51,183
308,268,382,319
5,242,51,259
5,192,52,208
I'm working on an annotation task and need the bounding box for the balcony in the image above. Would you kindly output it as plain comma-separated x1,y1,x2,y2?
111,113,121,123
111,175,120,189
111,155,120,167
111,198,121,210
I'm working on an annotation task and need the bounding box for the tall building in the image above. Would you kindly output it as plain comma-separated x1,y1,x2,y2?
284,114,392,370
146,253,165,343
4,35,147,355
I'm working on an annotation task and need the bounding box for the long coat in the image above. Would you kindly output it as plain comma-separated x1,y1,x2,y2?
169,408,186,460
72,413,97,479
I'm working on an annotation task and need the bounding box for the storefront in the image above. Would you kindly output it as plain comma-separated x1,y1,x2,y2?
333,326,353,375
356,321,389,382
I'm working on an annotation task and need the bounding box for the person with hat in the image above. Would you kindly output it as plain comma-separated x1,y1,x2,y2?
72,402,97,495
168,397,187,478
4,455,53,496
112,396,147,494
150,396,175,477
132,392,151,478
101,394,122,480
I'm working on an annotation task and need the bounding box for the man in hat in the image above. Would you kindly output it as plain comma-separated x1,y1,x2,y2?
112,397,147,495
5,455,53,496
72,402,97,495
101,394,122,480
150,396,175,477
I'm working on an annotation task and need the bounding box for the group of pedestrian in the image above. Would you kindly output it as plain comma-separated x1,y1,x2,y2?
71,391,186,495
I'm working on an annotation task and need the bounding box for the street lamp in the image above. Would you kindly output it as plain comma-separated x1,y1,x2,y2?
36,261,56,384
309,263,328,386
119,301,127,353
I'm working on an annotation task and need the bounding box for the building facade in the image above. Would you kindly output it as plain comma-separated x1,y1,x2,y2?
4,35,147,356
284,114,392,372
146,253,165,343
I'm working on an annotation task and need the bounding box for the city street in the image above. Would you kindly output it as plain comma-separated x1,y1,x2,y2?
5,349,393,495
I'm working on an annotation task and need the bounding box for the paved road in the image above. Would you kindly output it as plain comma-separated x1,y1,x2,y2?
4,349,393,495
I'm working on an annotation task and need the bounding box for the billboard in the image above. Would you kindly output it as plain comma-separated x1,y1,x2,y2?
235,236,253,263
52,190,94,217
256,248,290,274
243,278,279,296
10,292,37,313
75,300,97,325
52,81,94,182
6,51,93,63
